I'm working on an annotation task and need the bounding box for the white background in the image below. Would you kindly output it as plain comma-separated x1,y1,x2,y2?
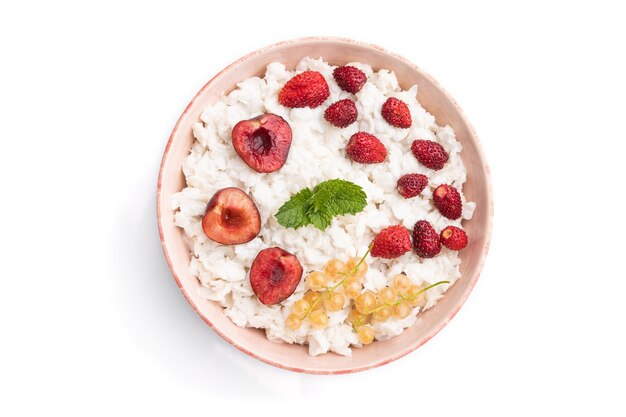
1,1,625,415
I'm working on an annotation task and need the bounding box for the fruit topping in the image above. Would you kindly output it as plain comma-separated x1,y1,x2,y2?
348,309,368,327
346,132,387,164
370,225,412,259
323,292,346,312
411,140,449,170
324,99,358,127
391,274,412,295
285,314,302,330
357,325,376,344
378,287,397,305
303,291,322,305
292,299,310,317
201,187,261,245
231,113,292,173
433,184,462,220
323,258,347,279
396,173,428,198
333,65,367,94
372,306,392,322
412,220,441,258
305,271,328,291
249,247,303,305
354,290,378,314
440,226,468,250
345,256,368,278
381,97,412,128
285,248,371,331
309,309,330,329
278,71,330,108
407,284,428,308
392,301,412,319
343,278,363,299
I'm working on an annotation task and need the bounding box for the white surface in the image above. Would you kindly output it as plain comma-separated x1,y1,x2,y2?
0,1,624,415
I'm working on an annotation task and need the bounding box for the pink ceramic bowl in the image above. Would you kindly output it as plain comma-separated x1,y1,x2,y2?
157,37,493,374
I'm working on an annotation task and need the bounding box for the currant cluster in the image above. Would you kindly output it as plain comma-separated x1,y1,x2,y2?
286,246,449,346
286,251,369,332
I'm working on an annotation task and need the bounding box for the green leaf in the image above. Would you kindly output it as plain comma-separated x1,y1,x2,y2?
275,187,313,229
311,179,367,215
307,208,333,231
274,179,368,231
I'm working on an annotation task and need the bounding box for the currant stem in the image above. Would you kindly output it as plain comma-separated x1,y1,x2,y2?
328,243,373,293
300,296,324,320
351,280,451,331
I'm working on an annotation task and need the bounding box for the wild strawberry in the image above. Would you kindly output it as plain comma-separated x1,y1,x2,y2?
333,65,367,94
371,225,412,259
412,220,441,258
440,226,468,250
433,184,462,220
346,132,387,164
411,140,449,170
397,174,428,198
324,99,358,127
278,71,330,108
381,97,411,128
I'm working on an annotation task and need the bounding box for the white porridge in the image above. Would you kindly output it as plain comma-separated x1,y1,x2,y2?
171,57,475,356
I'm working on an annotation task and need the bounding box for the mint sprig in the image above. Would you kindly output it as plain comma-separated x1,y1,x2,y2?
275,179,367,231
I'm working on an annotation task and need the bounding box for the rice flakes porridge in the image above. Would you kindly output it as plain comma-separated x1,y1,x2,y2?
171,57,475,356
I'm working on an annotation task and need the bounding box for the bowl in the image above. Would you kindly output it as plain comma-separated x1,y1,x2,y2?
157,37,493,374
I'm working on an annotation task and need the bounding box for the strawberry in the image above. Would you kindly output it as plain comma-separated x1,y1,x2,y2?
433,184,462,220
411,140,449,170
381,97,412,128
412,220,441,258
371,225,412,259
397,173,428,198
278,71,330,108
440,226,468,250
346,132,387,164
333,65,367,94
324,99,358,128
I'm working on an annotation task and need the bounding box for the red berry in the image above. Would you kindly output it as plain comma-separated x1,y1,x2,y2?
411,140,449,170
397,174,428,198
231,113,292,173
412,220,441,258
249,247,303,305
346,132,387,164
278,71,330,108
371,225,412,259
324,99,358,128
333,65,367,94
381,97,411,128
433,184,462,220
440,226,468,250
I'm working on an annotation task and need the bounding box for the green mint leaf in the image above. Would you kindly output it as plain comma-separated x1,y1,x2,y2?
311,179,367,216
307,208,333,231
275,187,313,229
274,179,368,231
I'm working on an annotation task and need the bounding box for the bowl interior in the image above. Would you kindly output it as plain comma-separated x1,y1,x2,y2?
157,38,492,374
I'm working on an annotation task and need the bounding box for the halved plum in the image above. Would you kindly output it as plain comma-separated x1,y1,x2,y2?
201,187,261,245
231,113,292,173
249,247,303,305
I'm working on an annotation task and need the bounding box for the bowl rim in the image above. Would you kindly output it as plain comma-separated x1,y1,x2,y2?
157,36,494,374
